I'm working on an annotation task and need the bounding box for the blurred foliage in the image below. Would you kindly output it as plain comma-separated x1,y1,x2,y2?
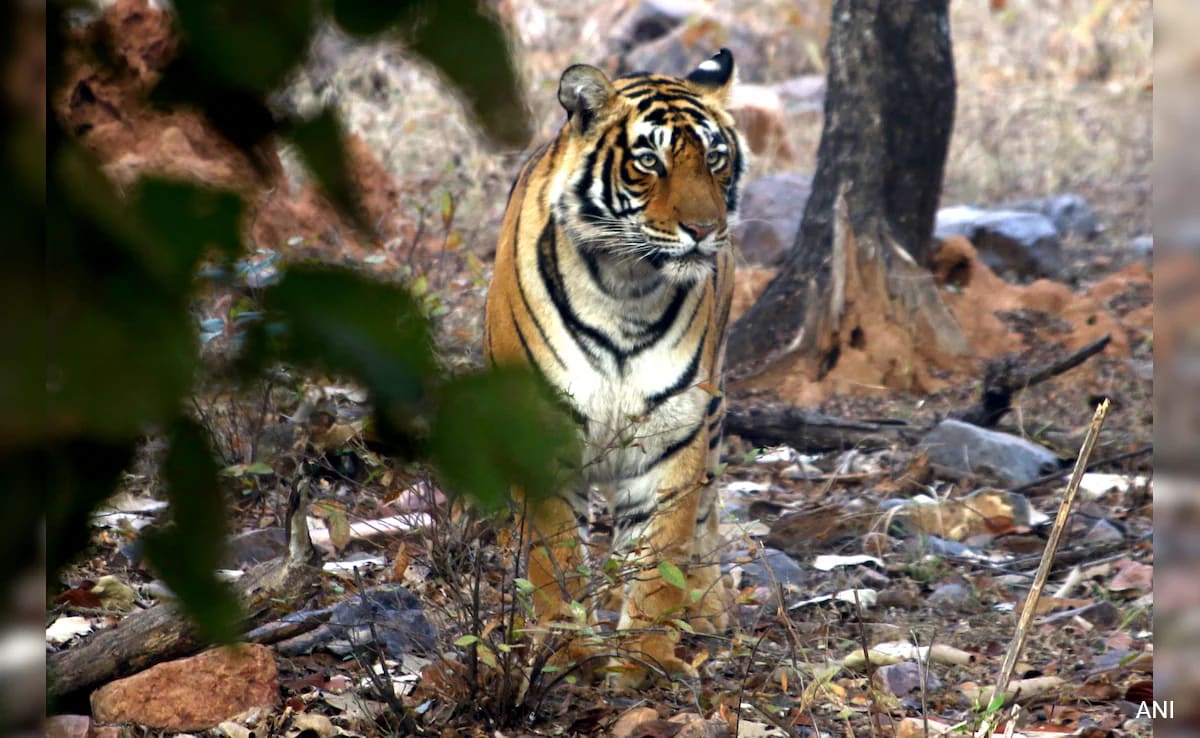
31,0,570,650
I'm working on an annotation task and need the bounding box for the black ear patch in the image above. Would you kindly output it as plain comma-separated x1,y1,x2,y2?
686,48,734,89
559,64,615,134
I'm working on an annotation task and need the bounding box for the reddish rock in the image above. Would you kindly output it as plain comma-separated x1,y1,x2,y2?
90,644,279,731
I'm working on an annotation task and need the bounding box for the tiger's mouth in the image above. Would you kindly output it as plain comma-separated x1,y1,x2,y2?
645,246,712,268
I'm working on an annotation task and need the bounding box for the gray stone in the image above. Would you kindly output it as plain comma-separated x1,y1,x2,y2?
276,585,435,659
734,173,812,265
918,419,1063,486
927,582,974,609
622,21,770,82
1083,518,1125,546
1002,194,1101,240
1129,235,1152,262
773,75,826,115
873,662,942,697
935,206,1064,282
606,0,708,52
724,547,808,589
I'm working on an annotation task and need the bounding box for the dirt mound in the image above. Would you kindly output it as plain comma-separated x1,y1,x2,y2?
732,235,1151,405
54,0,418,266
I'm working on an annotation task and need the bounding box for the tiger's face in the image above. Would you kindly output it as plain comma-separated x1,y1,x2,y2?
553,51,746,286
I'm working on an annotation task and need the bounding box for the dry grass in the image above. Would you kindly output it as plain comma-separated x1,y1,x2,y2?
945,0,1151,239
287,0,1151,263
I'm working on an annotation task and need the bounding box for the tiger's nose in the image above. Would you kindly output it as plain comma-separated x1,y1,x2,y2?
680,221,717,241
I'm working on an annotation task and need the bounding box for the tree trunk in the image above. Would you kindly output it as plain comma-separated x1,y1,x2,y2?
728,0,968,388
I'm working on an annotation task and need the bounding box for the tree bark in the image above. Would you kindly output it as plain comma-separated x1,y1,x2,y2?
729,0,964,381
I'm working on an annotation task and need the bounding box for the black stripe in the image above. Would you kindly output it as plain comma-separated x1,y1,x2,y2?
705,393,722,416
509,304,539,368
645,421,703,470
645,326,706,412
614,508,652,531
574,143,605,222
707,432,722,449
535,216,616,370
629,285,688,349
511,212,568,372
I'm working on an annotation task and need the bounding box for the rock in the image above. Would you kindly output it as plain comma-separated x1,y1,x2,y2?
611,706,661,738
1041,600,1120,627
918,419,1062,487
927,582,974,610
277,585,435,659
873,661,942,697
773,75,826,115
1083,518,1125,546
934,206,1064,282
1001,194,1101,240
46,715,91,738
730,84,795,163
604,0,707,53
725,548,807,589
90,644,279,731
676,717,733,738
1129,235,1152,262
734,173,812,265
621,19,770,82
226,527,288,567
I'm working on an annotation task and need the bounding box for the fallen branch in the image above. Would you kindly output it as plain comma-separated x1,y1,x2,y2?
47,483,321,702
725,400,917,452
954,334,1111,428
975,399,1109,736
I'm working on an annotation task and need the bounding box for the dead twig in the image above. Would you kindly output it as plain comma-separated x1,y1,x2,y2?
975,399,1109,736
955,334,1111,428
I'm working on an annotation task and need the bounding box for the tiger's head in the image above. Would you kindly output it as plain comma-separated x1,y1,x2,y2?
552,49,747,286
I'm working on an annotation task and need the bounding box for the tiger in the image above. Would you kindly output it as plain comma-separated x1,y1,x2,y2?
483,48,746,685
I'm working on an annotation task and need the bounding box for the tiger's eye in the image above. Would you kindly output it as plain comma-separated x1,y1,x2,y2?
636,152,659,170
706,149,724,168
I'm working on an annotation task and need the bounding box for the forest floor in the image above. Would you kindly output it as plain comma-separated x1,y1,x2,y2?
50,1,1156,736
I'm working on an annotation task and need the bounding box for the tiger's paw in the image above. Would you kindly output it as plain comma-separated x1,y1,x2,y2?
605,632,698,689
686,570,733,634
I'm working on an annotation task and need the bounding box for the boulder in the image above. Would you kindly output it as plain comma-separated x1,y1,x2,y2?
90,644,279,731
604,0,708,53
1001,194,1100,240
275,584,435,659
730,84,795,163
773,74,826,115
621,18,770,82
918,419,1062,487
724,547,807,589
935,205,1064,282
873,661,942,697
734,172,812,265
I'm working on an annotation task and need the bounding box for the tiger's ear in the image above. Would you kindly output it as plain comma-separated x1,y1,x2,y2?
558,64,615,135
686,48,735,104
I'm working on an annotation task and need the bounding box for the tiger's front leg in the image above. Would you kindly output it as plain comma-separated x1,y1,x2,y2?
610,434,718,687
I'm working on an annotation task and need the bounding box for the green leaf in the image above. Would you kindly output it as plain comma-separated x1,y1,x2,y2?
428,367,579,509
141,420,241,643
132,178,244,287
330,0,415,36
172,0,315,93
243,462,274,475
658,561,687,591
399,0,531,147
454,634,479,647
258,266,436,429
285,110,369,232
514,578,535,594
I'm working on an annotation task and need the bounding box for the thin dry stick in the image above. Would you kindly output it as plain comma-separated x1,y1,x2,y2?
975,399,1110,738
